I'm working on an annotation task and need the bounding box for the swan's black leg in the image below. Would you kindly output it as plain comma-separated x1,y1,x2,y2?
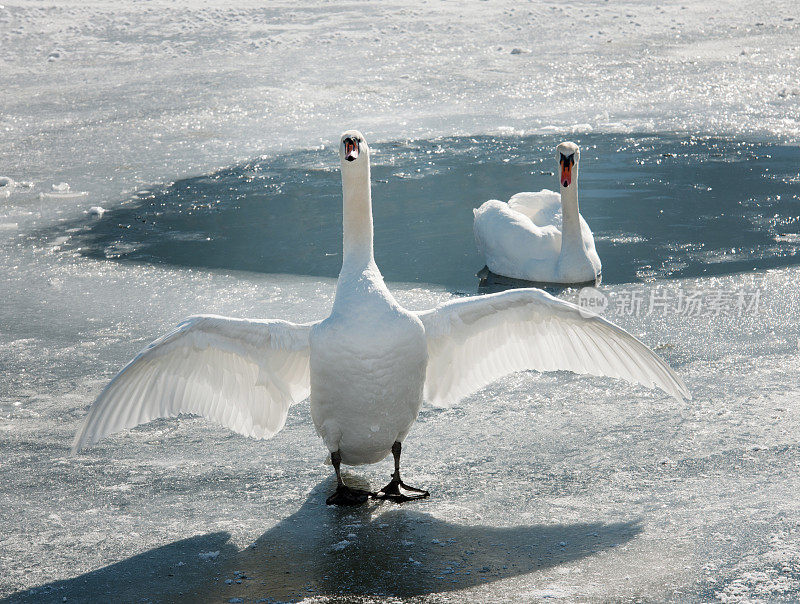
375,441,429,503
326,450,374,506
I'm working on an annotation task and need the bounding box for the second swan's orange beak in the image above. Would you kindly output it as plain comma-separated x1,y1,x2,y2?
560,153,574,187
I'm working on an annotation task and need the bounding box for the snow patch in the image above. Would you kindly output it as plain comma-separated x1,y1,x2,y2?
198,550,220,560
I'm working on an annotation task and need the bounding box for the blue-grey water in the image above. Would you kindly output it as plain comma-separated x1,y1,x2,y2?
57,134,800,290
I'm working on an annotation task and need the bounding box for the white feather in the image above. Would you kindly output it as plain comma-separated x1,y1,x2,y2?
508,189,562,226
71,315,315,453
417,288,691,407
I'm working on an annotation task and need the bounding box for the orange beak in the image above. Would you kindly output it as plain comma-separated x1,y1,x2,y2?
343,138,359,162
560,161,572,188
559,153,574,187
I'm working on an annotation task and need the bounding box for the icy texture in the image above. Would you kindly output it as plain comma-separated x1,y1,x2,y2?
2,0,800,223
1,239,799,601
2,0,800,602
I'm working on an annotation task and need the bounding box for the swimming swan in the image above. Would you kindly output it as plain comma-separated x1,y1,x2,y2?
72,132,689,506
474,142,602,285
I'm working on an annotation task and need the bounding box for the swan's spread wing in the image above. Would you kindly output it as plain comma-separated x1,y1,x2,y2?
508,190,562,227
416,289,690,407
72,315,316,453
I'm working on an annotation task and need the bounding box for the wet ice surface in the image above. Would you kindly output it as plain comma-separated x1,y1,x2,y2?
1,134,800,603
48,134,800,290
3,0,800,601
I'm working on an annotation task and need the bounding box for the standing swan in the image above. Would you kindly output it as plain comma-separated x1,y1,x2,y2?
72,131,689,506
474,142,602,286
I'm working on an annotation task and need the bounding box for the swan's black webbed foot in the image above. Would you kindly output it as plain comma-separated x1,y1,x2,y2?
375,477,429,503
326,449,375,506
374,440,429,503
326,484,374,506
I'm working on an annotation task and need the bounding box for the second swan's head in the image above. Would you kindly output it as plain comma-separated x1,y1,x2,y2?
339,130,369,166
556,141,580,189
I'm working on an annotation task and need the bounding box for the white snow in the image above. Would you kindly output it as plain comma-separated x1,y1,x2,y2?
0,177,14,198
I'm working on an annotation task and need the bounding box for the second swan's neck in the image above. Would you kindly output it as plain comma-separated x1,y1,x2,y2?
341,162,374,272
560,173,582,246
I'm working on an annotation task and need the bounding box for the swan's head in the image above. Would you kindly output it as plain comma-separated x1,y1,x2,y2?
556,142,580,188
340,130,368,165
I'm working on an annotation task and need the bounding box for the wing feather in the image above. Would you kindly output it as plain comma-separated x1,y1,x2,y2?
417,289,690,406
71,314,316,453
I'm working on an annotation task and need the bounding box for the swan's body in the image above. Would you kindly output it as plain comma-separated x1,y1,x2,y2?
310,265,427,467
72,132,689,505
474,142,601,285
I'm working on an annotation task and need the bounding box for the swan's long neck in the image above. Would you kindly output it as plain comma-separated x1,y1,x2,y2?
341,161,374,272
560,166,582,250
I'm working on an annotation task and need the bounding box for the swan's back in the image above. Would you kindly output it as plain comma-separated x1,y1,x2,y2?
508,189,562,227
509,190,598,258
473,200,561,281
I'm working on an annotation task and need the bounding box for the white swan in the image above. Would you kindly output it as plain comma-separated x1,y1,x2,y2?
72,131,689,506
474,142,602,285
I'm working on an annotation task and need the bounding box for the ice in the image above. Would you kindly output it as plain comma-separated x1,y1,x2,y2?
0,178,14,199
2,0,800,601
2,0,800,230
39,183,88,201
85,206,106,218
2,243,798,601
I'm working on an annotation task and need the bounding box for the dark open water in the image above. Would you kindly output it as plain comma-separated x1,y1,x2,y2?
55,134,800,290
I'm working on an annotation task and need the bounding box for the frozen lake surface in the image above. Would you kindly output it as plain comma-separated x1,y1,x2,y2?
2,0,800,602
2,133,800,603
